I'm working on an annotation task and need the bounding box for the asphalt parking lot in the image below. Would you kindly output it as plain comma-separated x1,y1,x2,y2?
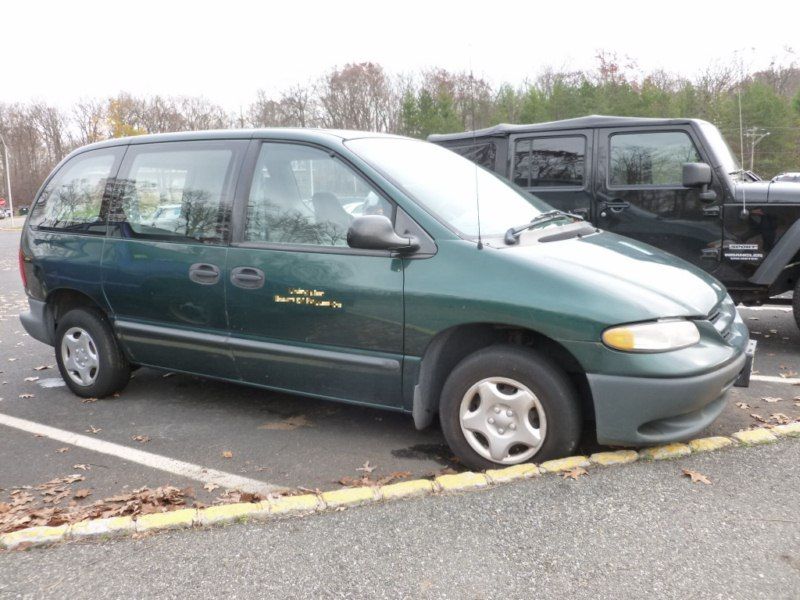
1,227,799,512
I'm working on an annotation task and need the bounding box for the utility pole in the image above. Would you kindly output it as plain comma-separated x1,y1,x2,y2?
745,127,770,172
0,132,13,228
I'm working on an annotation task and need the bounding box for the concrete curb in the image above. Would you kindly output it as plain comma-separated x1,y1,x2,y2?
2,427,798,550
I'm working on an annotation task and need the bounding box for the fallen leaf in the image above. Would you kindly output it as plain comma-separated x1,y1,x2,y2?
762,397,782,403
23,376,39,382
683,469,711,485
770,413,791,425
203,483,219,493
56,448,69,454
562,467,588,480
221,450,233,459
18,393,34,399
33,365,50,371
356,461,376,474
735,402,751,410
780,371,798,379
258,415,312,431
750,413,768,423
73,489,92,499
131,435,151,443
81,397,98,403
72,464,90,471
86,426,102,434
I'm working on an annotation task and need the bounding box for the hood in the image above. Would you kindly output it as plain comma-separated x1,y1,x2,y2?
505,228,725,323
734,180,800,203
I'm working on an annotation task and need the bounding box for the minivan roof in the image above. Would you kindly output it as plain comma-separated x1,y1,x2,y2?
427,115,701,142
73,128,405,153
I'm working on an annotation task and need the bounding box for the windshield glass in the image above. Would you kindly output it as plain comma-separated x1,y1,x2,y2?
697,120,741,175
345,137,552,237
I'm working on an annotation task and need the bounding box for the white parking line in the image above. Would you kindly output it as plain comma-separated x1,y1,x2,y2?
0,412,283,495
750,375,800,385
739,306,792,312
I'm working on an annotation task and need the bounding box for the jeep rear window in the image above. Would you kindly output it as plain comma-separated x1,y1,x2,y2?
513,136,585,188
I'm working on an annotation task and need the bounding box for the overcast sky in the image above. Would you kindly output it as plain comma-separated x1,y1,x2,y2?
3,0,798,109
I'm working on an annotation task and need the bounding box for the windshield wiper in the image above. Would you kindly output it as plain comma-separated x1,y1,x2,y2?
504,210,582,245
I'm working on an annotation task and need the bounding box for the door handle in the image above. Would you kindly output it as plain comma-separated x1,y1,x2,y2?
599,199,630,217
230,266,265,290
189,263,220,285
702,205,721,217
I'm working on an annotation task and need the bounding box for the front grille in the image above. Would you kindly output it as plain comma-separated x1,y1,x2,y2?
708,296,736,340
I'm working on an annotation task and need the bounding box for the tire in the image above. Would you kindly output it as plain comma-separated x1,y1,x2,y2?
54,307,131,398
794,279,800,333
439,345,582,471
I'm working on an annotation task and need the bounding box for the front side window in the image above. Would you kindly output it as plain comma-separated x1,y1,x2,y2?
29,149,120,234
514,136,585,188
244,143,392,246
610,131,700,186
112,142,239,244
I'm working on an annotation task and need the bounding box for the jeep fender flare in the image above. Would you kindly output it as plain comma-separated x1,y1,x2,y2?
749,218,800,286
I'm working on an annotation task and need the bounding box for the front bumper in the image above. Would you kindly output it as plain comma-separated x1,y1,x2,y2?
587,350,748,446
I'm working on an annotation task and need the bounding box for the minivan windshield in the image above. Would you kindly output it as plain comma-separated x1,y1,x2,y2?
346,137,554,238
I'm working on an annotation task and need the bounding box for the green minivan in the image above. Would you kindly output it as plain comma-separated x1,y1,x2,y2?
18,129,754,470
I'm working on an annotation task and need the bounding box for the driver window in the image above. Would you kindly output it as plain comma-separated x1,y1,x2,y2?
245,143,392,246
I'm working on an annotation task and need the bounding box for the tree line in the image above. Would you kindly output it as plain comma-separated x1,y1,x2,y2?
2,52,800,206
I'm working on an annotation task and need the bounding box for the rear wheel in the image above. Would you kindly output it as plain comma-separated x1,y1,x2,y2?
439,345,582,471
55,308,131,398
793,279,800,333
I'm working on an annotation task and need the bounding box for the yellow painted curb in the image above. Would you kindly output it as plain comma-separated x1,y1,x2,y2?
69,516,135,539
379,479,435,500
267,494,322,515
1,525,69,550
435,471,490,491
135,508,197,533
732,428,778,445
321,486,377,508
688,436,734,453
773,423,800,437
639,443,691,460
539,455,590,473
198,502,270,526
486,463,540,483
589,450,638,466
4,431,797,549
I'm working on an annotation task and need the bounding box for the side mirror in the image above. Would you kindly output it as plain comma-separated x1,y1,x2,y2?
682,162,717,203
347,215,419,253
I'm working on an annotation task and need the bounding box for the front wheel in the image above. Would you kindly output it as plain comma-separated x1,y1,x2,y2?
55,307,131,398
439,345,582,471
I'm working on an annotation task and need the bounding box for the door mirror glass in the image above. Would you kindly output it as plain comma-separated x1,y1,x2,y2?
347,215,419,253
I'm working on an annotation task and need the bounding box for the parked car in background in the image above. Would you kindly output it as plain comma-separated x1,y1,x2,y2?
19,130,752,469
772,172,800,184
429,116,800,331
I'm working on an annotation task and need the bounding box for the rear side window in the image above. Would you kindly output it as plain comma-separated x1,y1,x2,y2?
29,148,122,234
111,141,243,244
609,131,700,186
513,136,585,188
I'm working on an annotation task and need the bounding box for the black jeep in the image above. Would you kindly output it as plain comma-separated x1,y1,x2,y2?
429,116,800,330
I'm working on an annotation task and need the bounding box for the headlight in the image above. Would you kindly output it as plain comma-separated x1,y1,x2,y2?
602,319,700,353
